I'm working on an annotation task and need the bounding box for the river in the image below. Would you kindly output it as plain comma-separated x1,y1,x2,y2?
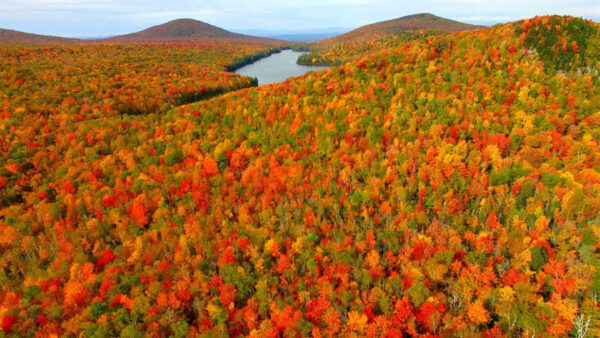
235,49,330,86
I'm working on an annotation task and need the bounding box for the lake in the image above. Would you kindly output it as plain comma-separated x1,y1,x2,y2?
235,49,330,86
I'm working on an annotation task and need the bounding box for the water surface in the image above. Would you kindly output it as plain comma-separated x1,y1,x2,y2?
235,49,330,86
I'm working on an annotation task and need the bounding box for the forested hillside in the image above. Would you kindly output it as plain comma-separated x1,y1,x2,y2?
0,41,281,117
105,19,282,43
330,13,481,42
1,15,600,337
0,28,79,44
298,13,481,66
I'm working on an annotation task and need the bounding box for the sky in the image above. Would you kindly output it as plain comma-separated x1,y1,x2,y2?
2,0,600,38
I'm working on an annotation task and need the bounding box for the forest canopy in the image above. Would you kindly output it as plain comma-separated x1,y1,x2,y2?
1,15,600,337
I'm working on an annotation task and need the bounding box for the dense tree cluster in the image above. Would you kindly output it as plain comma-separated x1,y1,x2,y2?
297,31,439,66
297,13,480,67
520,16,598,72
1,15,600,337
0,40,278,117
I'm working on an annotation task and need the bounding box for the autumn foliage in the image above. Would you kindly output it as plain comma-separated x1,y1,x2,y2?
0,40,279,117
2,15,600,337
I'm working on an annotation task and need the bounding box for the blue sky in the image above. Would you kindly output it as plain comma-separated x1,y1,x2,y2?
2,0,600,37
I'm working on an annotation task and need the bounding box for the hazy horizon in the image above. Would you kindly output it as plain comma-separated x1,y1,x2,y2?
2,0,600,38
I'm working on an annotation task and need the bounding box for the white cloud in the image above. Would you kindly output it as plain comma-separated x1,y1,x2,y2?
125,10,217,20
0,0,599,37
455,15,522,23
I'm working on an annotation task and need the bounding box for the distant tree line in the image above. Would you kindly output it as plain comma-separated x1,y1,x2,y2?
297,53,338,66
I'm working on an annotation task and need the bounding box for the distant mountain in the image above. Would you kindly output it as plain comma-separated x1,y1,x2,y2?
268,33,343,43
328,13,483,42
76,35,116,40
233,28,349,43
105,19,283,43
0,28,79,44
